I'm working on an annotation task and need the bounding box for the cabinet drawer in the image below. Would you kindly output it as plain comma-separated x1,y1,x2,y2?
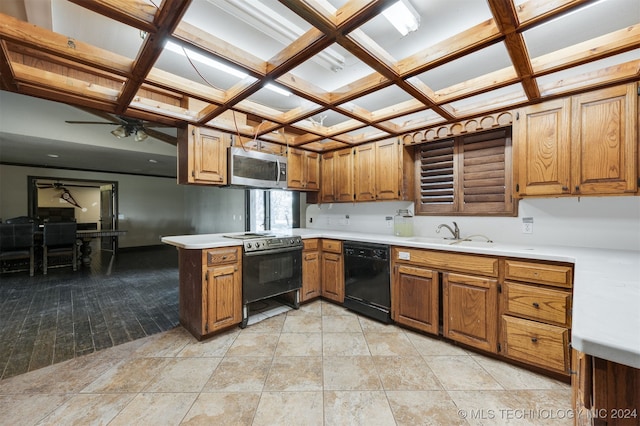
206,247,239,266
321,239,342,254
392,247,498,277
503,281,571,327
303,239,319,251
505,260,573,288
501,315,569,373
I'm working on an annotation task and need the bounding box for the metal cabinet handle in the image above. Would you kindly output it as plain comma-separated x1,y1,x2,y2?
531,337,538,343
532,302,540,308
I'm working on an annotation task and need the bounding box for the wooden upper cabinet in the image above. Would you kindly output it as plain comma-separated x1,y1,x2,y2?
287,148,319,191
514,83,638,198
178,125,230,185
376,138,402,200
571,84,638,195
354,143,376,201
305,151,320,190
514,98,571,196
319,138,412,204
320,151,336,203
335,147,354,202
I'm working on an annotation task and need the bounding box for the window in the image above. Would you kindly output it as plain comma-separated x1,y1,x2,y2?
247,189,300,232
415,128,515,216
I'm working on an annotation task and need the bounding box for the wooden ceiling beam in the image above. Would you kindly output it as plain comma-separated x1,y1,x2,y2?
116,0,191,114
172,21,266,78
11,62,120,102
0,40,17,91
515,0,594,29
0,13,132,76
530,25,640,76
16,83,118,114
67,0,158,34
487,0,539,100
395,18,503,77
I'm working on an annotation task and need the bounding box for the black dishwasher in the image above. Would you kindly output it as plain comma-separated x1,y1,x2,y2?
343,242,391,323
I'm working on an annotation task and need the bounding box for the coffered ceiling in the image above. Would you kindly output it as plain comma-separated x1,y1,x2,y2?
0,0,638,154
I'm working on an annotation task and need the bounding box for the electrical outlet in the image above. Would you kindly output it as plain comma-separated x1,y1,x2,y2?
385,216,393,228
522,217,533,234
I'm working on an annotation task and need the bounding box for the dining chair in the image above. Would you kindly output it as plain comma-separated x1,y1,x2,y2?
0,222,36,276
42,221,78,274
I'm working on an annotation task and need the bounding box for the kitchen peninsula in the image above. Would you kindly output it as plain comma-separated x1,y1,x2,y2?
163,229,639,423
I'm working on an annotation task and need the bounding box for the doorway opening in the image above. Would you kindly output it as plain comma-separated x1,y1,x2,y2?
28,176,119,253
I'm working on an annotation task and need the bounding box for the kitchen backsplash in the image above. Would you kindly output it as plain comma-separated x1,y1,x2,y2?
305,196,640,251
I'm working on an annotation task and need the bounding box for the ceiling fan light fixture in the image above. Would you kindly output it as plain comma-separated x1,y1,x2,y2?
111,126,127,138
134,128,148,142
383,0,420,37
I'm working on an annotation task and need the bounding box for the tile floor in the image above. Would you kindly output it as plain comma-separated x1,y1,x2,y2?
0,300,573,425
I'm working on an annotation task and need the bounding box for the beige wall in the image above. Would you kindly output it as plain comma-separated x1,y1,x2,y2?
0,164,191,248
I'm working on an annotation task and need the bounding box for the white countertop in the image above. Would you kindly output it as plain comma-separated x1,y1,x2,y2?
161,229,640,369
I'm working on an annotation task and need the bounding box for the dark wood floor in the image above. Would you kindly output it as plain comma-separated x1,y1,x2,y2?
0,244,179,380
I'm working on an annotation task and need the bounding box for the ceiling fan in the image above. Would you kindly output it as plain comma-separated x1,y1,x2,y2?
36,182,93,210
65,114,176,144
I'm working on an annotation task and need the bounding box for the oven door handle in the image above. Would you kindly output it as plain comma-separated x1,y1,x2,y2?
243,246,302,256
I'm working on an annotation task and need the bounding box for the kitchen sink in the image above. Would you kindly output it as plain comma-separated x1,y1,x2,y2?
404,237,453,245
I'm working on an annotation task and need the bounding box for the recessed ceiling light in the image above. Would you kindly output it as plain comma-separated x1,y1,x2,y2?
47,154,59,158
148,159,158,163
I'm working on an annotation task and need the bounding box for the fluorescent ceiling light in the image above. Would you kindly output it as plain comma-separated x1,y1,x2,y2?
165,41,248,79
264,83,291,97
165,40,289,96
215,0,345,72
383,0,420,36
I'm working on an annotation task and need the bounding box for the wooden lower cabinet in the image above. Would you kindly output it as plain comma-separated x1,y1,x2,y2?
500,259,574,375
391,246,575,377
178,246,242,340
443,272,498,353
321,239,344,303
501,315,569,373
573,349,640,426
392,264,439,335
300,239,321,302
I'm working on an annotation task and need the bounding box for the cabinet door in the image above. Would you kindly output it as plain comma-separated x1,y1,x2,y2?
301,250,321,302
287,148,305,189
193,126,229,184
321,152,336,202
354,143,376,201
304,151,320,190
335,148,354,202
443,272,498,353
321,252,344,303
392,264,439,335
376,138,401,200
514,98,571,196
203,263,241,333
571,84,638,195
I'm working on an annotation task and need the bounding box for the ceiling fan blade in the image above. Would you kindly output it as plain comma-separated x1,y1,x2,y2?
144,128,178,145
142,122,175,128
65,121,121,125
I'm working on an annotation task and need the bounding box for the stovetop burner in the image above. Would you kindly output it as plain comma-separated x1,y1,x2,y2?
222,232,275,240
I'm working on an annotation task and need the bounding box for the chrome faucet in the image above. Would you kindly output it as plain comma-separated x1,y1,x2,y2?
436,221,460,240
